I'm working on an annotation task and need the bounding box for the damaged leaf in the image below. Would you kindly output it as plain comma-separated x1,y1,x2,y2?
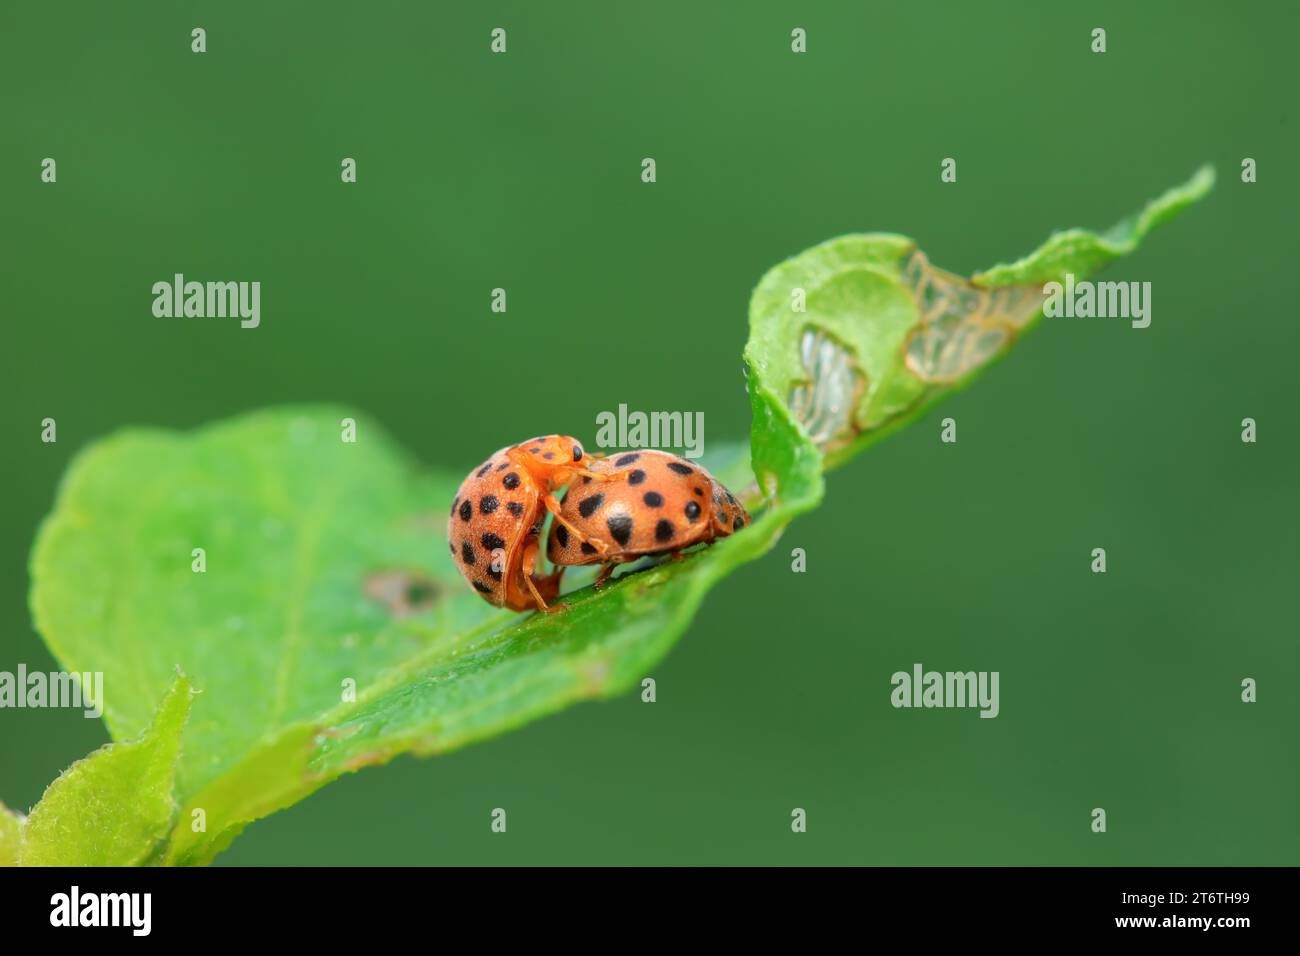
22,168,1211,864
745,166,1214,469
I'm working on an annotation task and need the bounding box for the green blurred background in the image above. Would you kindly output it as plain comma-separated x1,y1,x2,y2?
2,1,1296,865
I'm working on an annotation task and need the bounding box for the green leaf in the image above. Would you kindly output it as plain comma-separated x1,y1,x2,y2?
27,406,779,866
0,803,22,867
26,169,1211,864
32,410,495,803
743,166,1214,469
17,677,191,866
166,466,792,865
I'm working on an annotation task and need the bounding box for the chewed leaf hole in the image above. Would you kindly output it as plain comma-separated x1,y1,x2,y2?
363,569,442,617
901,250,1045,384
787,326,865,453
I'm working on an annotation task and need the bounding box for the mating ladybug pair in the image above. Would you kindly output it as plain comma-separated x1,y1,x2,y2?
447,435,750,612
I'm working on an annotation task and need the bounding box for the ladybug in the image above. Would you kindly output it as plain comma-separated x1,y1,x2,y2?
545,449,749,587
447,435,619,612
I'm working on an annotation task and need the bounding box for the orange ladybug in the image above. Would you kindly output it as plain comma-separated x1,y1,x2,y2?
546,449,749,587
448,435,618,612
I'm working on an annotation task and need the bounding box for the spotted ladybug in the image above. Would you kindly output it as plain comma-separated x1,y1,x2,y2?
546,449,749,587
448,435,618,611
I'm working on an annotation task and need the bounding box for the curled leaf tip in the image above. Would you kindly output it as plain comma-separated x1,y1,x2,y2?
973,165,1216,288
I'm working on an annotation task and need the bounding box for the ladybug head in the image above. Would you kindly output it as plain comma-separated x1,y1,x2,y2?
508,434,598,486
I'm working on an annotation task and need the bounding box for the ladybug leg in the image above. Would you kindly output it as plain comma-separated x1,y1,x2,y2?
521,539,567,613
542,494,612,557
668,550,687,562
592,562,617,590
525,572,568,614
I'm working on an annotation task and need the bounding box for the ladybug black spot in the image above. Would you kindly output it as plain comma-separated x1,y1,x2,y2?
607,515,633,546
503,472,521,490
578,493,605,518
459,500,473,522
472,581,493,595
685,501,701,521
507,501,524,517
572,445,583,461
555,524,570,548
450,496,459,517
477,462,493,478
627,469,646,486
448,541,454,555
654,519,675,542
582,476,592,484
495,461,510,472
461,541,476,565
487,566,503,581
643,491,664,508
667,462,694,476
693,486,704,496
726,491,737,505
733,515,745,531
580,542,598,555
615,453,641,466
529,447,541,454
481,532,506,550
479,495,499,515
543,453,555,460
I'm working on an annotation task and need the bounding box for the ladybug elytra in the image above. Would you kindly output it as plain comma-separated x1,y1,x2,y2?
545,449,749,588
